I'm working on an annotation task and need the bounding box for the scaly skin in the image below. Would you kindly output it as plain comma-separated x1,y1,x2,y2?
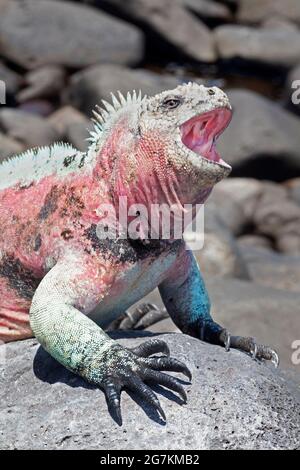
0,83,278,423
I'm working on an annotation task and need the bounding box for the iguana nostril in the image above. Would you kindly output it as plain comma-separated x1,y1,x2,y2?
208,89,215,96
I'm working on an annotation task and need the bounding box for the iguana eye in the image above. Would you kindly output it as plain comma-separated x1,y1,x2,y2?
162,97,182,109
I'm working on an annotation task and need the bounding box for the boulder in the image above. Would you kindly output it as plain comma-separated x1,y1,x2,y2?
179,0,231,20
262,16,299,32
64,64,183,116
214,178,263,220
208,182,250,235
285,178,300,206
238,243,300,293
1,334,299,449
48,106,89,137
193,203,250,280
0,132,24,163
48,106,92,151
237,235,273,251
0,0,143,69
97,0,216,63
217,89,300,177
253,182,300,254
237,0,300,26
17,66,66,103
0,108,59,148
206,277,300,370
65,121,93,153
18,100,55,118
215,25,300,68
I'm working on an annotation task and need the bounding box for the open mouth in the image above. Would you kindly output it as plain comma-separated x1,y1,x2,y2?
180,107,232,167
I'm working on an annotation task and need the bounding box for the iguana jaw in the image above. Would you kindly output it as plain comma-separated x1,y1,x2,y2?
180,107,232,170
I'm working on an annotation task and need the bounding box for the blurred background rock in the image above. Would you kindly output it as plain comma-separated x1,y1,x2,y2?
0,0,299,373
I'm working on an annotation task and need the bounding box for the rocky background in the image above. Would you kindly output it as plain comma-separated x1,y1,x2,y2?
1,0,300,449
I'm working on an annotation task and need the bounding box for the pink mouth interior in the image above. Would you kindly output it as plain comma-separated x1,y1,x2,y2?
180,108,232,164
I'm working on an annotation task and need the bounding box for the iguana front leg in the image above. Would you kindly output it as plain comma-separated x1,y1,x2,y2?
29,252,190,424
159,245,279,367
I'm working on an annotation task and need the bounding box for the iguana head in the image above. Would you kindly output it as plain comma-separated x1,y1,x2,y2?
90,82,232,208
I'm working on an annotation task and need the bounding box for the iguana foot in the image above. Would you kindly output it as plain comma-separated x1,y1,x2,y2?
198,321,279,368
220,331,280,368
109,303,169,331
102,338,191,425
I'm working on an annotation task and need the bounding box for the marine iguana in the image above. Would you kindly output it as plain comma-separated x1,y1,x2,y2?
0,83,278,423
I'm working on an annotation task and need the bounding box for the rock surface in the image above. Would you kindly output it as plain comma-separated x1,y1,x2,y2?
100,0,216,62
215,25,300,67
1,334,299,450
206,277,300,371
0,108,59,148
253,181,300,254
286,178,300,206
0,0,143,69
17,66,66,103
179,0,231,20
194,203,250,279
0,132,24,163
237,0,300,25
238,243,300,293
64,64,183,116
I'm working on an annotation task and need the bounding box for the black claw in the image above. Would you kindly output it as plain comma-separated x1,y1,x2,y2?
127,375,166,420
145,356,192,381
227,334,280,367
131,338,170,358
134,308,169,330
142,368,188,403
104,381,122,425
156,403,166,421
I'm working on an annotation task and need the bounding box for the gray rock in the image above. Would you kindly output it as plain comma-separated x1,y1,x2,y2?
48,105,92,151
193,203,250,280
179,0,231,20
237,0,300,26
285,177,300,206
214,178,263,220
48,106,88,136
0,132,24,163
0,108,59,148
0,0,143,69
256,181,289,206
218,89,300,174
17,66,66,103
64,64,183,116
18,100,55,118
206,277,300,371
1,334,299,449
253,182,300,255
238,243,300,293
215,25,300,68
0,61,22,96
208,182,250,235
98,0,216,62
262,16,299,32
237,235,273,251
65,121,93,153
